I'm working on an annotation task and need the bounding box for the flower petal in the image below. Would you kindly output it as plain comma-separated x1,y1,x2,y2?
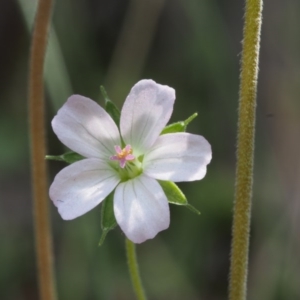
114,175,170,243
144,133,212,182
120,80,175,156
52,95,121,159
49,158,120,220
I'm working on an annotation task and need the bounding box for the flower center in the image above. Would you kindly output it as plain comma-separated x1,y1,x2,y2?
110,145,135,168
109,144,143,181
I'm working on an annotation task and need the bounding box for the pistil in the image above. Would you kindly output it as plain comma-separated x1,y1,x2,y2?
110,145,135,168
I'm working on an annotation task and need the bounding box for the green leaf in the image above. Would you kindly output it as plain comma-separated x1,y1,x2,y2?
161,113,198,134
186,204,201,215
158,180,187,205
161,121,186,134
158,180,201,215
100,85,121,127
46,152,84,164
99,191,117,246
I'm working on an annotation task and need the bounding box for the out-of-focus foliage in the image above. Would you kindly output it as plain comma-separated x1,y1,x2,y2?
0,0,300,299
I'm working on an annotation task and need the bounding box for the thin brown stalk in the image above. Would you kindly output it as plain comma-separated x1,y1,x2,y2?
28,0,56,299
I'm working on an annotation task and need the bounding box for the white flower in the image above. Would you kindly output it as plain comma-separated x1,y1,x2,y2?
50,79,212,243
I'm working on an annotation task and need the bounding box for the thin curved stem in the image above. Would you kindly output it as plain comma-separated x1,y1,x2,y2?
126,239,147,300
28,0,56,299
229,0,263,299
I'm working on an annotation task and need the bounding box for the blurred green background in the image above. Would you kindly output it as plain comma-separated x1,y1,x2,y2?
1,0,300,299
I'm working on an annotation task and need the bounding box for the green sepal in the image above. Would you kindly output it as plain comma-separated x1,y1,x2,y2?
158,180,200,215
99,191,117,246
158,180,187,205
100,85,121,127
46,152,84,164
161,113,198,134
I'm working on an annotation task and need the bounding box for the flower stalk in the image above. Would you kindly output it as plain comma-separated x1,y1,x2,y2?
126,239,147,300
229,0,263,299
28,0,56,299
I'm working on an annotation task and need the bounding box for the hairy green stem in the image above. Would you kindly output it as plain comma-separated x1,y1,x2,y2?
126,239,147,300
28,0,56,299
229,0,263,299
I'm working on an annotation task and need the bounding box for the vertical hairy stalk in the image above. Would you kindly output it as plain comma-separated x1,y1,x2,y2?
28,0,56,299
126,239,147,300
229,0,263,299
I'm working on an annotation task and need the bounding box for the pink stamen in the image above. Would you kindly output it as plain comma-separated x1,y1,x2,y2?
110,144,135,168
114,145,122,154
